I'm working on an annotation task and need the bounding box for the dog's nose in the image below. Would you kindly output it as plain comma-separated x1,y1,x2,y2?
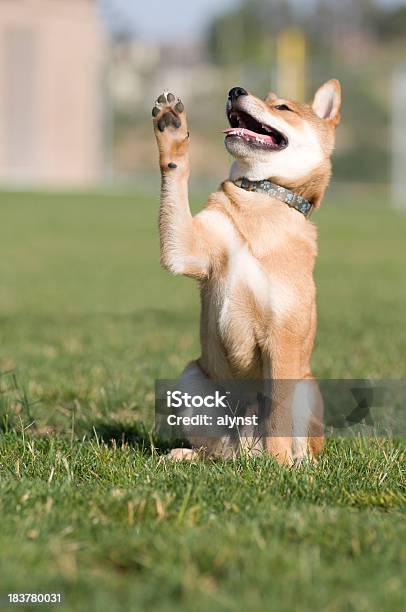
228,87,248,102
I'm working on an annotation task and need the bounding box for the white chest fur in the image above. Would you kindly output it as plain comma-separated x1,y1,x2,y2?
197,209,295,333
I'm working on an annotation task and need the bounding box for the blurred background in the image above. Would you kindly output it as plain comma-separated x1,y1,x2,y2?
1,5,405,603
0,0,406,204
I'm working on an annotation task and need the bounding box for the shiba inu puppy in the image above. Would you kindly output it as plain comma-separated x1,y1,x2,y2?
152,81,341,464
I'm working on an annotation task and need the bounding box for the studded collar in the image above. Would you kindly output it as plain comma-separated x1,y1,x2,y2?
232,177,313,218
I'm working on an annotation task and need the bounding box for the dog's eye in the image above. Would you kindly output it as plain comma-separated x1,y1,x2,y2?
274,104,292,112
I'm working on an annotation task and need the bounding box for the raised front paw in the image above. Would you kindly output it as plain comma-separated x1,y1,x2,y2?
152,91,189,169
152,91,186,132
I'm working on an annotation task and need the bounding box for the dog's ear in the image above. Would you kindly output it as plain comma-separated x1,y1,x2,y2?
264,91,278,103
312,80,341,126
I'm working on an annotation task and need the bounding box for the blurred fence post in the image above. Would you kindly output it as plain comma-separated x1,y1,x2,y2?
276,29,306,101
392,70,406,211
102,62,114,182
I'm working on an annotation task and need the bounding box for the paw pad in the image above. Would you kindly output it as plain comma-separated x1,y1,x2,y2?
152,91,185,132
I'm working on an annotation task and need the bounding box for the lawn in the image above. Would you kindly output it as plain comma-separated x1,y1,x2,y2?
0,187,405,611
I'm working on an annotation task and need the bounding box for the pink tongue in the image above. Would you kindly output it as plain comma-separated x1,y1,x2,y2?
223,127,275,144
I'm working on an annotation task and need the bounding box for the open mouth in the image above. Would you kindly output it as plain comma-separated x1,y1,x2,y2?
224,110,288,150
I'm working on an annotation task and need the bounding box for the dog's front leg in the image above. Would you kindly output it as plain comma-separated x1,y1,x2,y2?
152,92,211,279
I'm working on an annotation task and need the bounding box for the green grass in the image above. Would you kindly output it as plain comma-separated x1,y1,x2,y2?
0,188,405,611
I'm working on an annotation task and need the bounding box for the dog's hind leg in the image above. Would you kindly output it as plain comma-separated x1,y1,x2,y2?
167,361,206,461
167,360,236,461
168,448,201,462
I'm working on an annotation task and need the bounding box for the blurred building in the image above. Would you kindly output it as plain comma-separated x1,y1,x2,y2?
108,38,160,111
0,0,104,187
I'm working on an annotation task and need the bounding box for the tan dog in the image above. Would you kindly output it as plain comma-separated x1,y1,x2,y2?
152,81,341,465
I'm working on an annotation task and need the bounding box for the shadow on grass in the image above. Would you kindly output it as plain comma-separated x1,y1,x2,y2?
89,418,187,456
0,413,188,456
0,368,188,454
